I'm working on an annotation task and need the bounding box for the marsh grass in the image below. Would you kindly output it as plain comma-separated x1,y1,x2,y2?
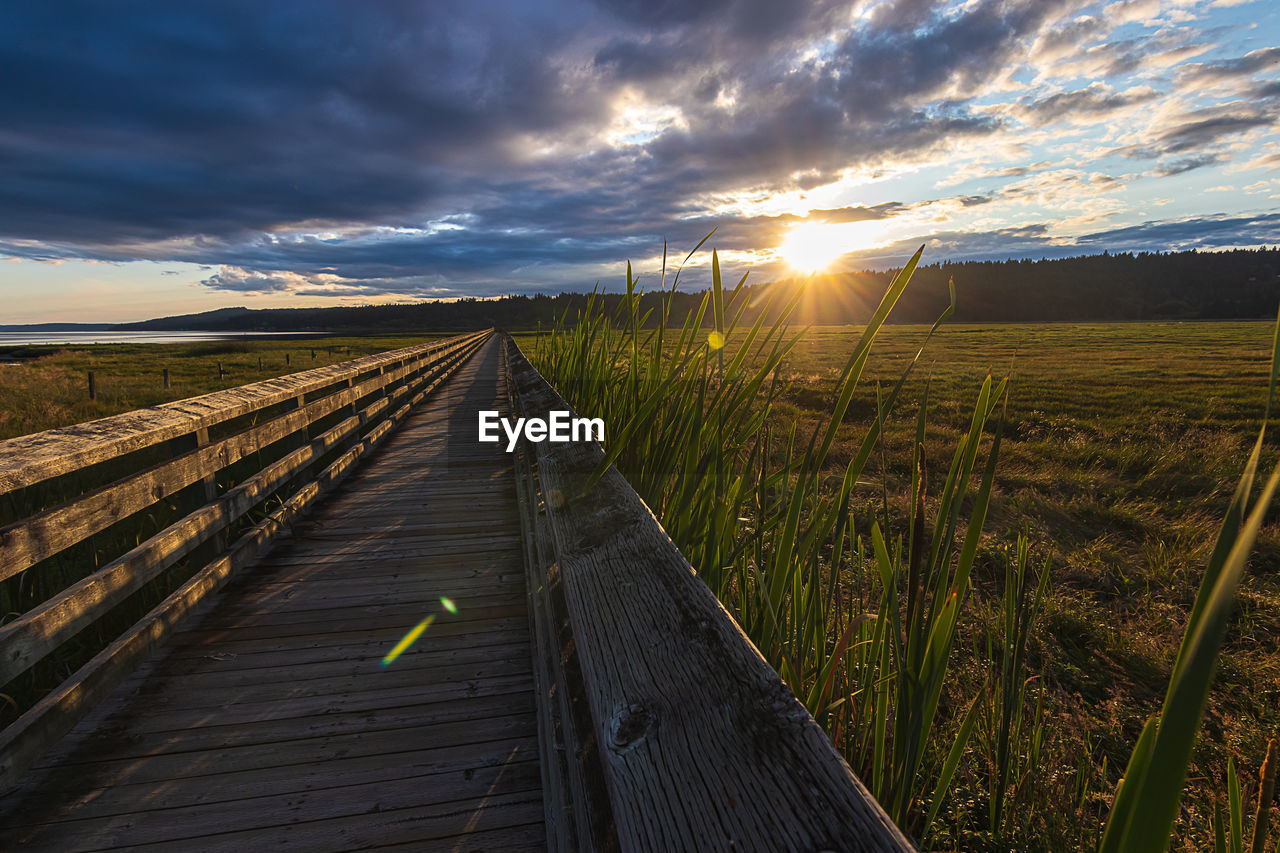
535,240,1024,841
533,241,1280,850
0,336,444,440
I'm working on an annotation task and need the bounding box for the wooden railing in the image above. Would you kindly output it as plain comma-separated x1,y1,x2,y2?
0,329,491,791
502,336,914,852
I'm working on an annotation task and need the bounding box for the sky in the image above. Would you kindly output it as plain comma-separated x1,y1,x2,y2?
1,0,1278,323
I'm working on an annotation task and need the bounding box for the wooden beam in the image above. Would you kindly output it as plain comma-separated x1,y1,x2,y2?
505,336,913,852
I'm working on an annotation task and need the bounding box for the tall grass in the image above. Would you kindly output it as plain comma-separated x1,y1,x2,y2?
535,238,1013,837
534,239,1280,847
1100,310,1280,853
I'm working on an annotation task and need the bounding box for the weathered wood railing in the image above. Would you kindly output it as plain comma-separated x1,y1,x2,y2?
0,329,491,790
503,336,913,852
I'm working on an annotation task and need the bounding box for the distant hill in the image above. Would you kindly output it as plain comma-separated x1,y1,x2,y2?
107,247,1280,332
0,323,115,332
113,307,255,330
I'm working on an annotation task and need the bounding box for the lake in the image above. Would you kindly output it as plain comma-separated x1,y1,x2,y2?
0,331,315,347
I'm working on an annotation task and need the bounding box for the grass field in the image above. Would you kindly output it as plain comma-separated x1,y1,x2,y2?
782,323,1280,850
0,335,445,440
3,323,1279,849
517,319,1280,851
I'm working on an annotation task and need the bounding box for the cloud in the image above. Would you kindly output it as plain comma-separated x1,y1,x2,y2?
200,266,307,293
1155,153,1225,175
1179,46,1280,80
0,0,1275,307
1157,111,1277,153
1018,83,1160,124
839,212,1280,270
1111,104,1278,167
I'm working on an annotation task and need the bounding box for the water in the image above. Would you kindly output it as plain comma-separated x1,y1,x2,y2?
0,331,316,347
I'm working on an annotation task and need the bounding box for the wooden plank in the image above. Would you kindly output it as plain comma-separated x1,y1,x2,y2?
51,692,536,763
256,538,523,565
239,556,524,585
13,789,545,853
289,518,520,538
168,613,528,650
377,824,547,852
109,674,536,733
138,629,530,676
246,551,525,578
114,642,533,714
507,337,913,852
275,530,523,556
201,584,527,618
120,641,531,695
206,583,523,613
10,739,540,830
23,713,536,795
189,592,526,632
298,502,518,523
8,735,538,823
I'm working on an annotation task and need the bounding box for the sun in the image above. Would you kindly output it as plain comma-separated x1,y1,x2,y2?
777,223,848,273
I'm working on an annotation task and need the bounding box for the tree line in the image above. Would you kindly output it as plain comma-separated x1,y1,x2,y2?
115,248,1280,332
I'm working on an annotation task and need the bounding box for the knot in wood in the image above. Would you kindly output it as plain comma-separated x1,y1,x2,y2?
607,701,655,754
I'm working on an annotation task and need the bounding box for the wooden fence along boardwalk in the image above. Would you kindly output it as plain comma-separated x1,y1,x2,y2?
0,331,912,851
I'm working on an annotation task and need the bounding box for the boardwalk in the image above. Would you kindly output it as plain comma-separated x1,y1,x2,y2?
0,331,912,852
1,337,546,850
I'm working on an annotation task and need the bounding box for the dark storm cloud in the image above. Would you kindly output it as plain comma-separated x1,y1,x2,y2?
828,0,1074,115
0,0,607,244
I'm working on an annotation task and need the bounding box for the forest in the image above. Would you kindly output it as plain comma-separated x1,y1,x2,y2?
115,247,1280,333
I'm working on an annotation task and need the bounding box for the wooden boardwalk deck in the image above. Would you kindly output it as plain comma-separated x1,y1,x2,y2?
0,337,546,851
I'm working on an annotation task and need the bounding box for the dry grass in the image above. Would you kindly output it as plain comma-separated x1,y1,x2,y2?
518,320,1280,850
0,336,445,440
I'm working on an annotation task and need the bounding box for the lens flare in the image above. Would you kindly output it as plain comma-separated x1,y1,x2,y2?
708,331,725,350
441,597,458,614
381,614,435,667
